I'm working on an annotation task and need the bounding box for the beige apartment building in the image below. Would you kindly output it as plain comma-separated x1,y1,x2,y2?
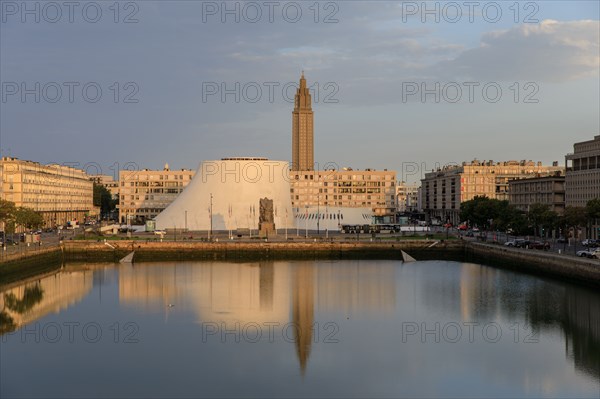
90,174,119,200
118,164,195,224
290,168,397,221
396,181,420,213
421,159,563,224
508,174,565,215
0,157,94,228
566,135,600,208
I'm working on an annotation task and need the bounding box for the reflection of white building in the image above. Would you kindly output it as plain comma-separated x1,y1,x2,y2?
119,262,290,325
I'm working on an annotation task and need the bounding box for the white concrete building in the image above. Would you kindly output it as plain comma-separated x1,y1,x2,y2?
155,158,295,231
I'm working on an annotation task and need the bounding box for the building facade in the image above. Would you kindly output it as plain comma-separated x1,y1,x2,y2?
566,135,600,240
421,160,563,224
0,157,94,228
566,135,600,208
90,174,119,200
396,181,420,213
118,164,194,224
508,175,565,215
290,169,397,221
291,72,314,171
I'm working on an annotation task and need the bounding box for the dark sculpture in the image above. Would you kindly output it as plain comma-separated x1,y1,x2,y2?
259,198,274,224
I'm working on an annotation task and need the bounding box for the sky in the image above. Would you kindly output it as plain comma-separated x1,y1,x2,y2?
1,0,598,183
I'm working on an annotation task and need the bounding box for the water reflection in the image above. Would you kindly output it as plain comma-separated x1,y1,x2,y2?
431,262,600,380
0,269,93,334
1,260,599,394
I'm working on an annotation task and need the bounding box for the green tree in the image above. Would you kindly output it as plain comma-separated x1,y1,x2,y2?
14,207,44,230
460,196,515,230
93,183,117,217
0,199,16,226
528,203,558,238
0,199,17,234
560,206,587,239
585,198,600,238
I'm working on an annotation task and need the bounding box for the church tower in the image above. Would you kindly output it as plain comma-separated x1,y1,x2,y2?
292,72,314,171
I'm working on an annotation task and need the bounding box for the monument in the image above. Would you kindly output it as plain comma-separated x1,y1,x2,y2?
259,197,275,237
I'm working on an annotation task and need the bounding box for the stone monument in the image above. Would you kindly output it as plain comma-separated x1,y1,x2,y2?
259,198,275,237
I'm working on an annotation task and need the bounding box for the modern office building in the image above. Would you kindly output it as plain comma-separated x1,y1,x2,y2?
118,164,195,224
291,72,314,171
508,174,565,215
566,135,600,240
421,159,563,224
565,135,600,208
0,157,94,228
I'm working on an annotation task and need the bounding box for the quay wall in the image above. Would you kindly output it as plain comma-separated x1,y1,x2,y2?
466,242,600,286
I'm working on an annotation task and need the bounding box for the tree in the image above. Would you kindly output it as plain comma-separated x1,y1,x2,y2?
14,207,44,230
560,206,587,239
528,203,558,238
585,198,600,238
93,183,117,217
0,199,16,226
0,199,16,234
460,196,514,230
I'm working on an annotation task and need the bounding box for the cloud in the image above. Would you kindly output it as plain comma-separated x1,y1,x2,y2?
433,20,600,82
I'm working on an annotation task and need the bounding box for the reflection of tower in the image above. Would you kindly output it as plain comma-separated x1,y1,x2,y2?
292,262,314,375
292,72,314,171
259,262,274,311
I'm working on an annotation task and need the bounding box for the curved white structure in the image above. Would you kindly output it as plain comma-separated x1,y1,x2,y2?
155,158,295,231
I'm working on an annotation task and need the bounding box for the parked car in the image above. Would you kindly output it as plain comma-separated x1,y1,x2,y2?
576,248,600,258
530,241,551,250
557,237,568,244
1,237,18,246
582,239,598,247
515,239,531,248
154,230,166,235
504,240,517,247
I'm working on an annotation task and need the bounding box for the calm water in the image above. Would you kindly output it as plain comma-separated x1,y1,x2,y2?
1,260,599,398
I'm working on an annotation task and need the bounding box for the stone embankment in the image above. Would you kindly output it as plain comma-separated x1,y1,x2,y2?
61,239,465,263
466,242,600,286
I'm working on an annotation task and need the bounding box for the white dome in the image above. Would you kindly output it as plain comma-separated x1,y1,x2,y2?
155,159,294,231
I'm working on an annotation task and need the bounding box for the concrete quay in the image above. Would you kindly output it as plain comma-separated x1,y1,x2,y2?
60,239,465,263
466,242,600,287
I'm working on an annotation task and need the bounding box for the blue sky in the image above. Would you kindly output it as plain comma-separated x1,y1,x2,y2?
1,1,598,183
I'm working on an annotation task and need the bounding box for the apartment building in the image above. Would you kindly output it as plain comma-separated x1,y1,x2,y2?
508,174,565,215
0,157,94,228
290,168,397,222
118,164,195,224
421,159,563,224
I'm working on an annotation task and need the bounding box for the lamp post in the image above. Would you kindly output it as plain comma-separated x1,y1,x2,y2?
305,205,308,239
316,198,320,236
209,193,213,241
285,208,288,240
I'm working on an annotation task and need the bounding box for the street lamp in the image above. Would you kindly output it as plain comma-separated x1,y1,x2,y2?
317,191,320,235
209,193,213,240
